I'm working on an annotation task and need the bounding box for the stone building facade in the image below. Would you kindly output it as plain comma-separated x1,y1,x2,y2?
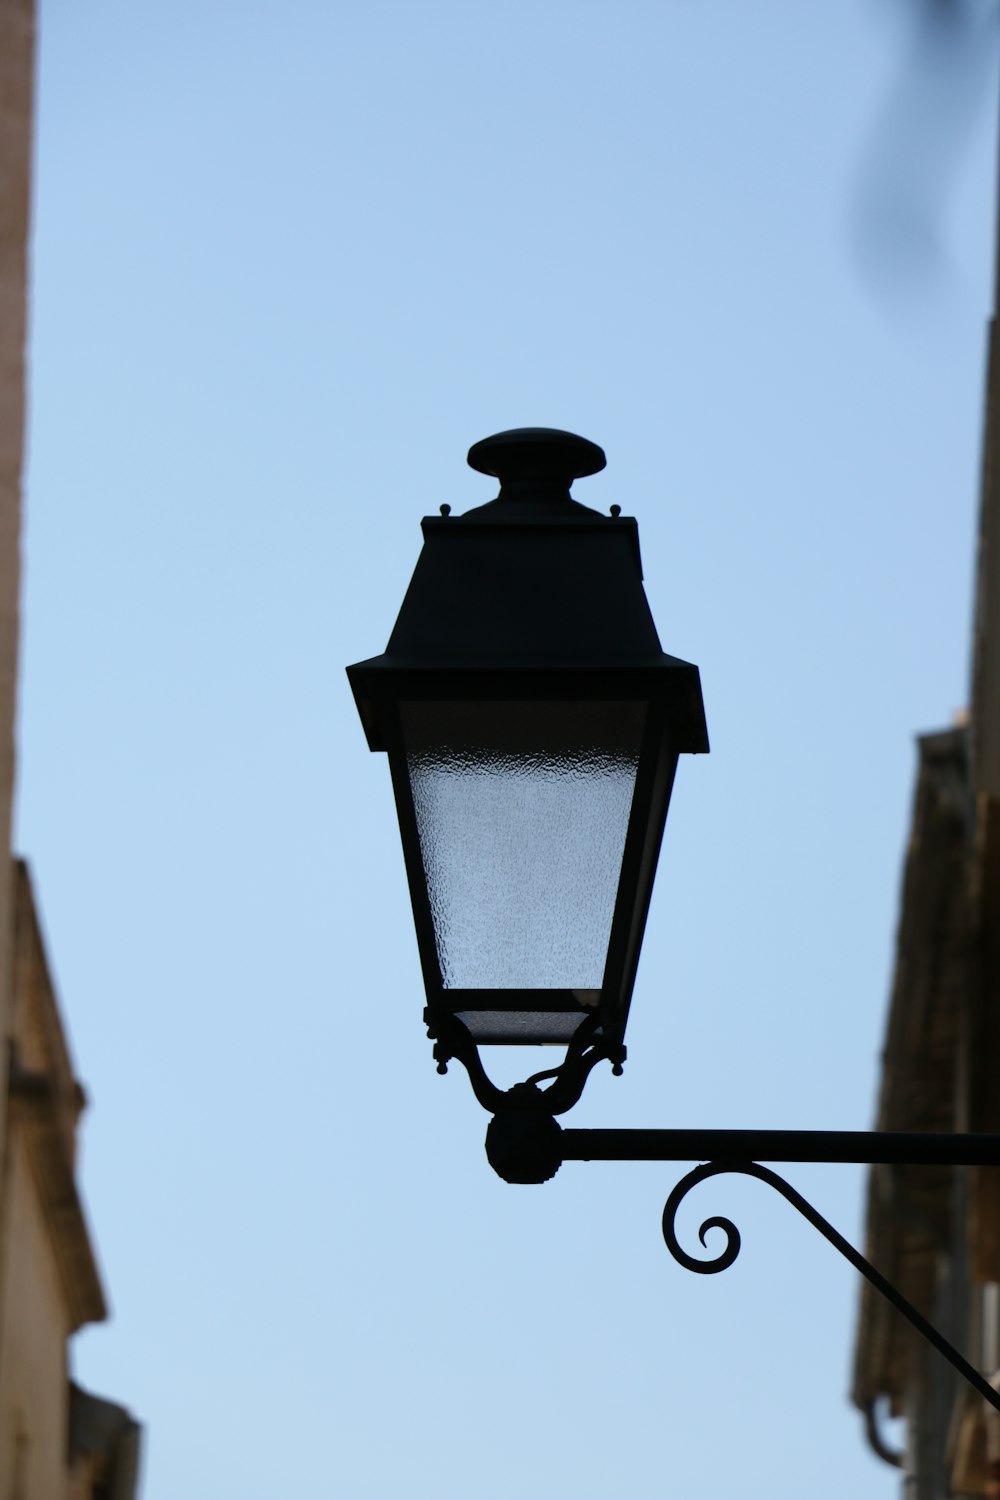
2,864,139,1500
851,160,1000,1500
0,0,140,1495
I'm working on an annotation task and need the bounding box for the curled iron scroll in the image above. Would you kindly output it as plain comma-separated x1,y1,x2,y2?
662,1159,1000,1415
429,1010,613,1117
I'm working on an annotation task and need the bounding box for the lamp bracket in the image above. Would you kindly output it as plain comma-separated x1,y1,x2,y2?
663,1158,1000,1414
484,1115,1000,1415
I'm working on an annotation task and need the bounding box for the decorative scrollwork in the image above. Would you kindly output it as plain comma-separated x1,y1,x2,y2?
662,1158,1000,1415
662,1162,743,1273
427,1010,618,1117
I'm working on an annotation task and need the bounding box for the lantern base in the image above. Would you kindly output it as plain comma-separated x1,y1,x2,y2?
425,1009,623,1117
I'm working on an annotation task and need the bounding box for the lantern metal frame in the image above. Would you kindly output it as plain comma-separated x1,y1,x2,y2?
379,686,681,1063
348,428,707,1068
348,427,1000,1429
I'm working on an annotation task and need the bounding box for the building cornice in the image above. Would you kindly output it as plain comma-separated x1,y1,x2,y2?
8,1057,106,1330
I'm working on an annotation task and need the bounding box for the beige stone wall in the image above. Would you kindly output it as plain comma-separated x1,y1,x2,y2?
0,868,107,1500
0,9,141,1497
0,0,33,1160
0,0,37,1490
0,1143,72,1500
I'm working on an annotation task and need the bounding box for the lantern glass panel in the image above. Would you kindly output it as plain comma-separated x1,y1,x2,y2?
399,701,645,996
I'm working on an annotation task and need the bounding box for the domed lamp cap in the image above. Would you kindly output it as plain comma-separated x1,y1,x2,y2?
468,427,606,483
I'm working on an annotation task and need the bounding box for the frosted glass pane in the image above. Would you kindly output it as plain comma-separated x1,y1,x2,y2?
456,1010,590,1042
401,702,644,990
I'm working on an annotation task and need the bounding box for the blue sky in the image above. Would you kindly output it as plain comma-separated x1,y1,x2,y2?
17,2,1000,1496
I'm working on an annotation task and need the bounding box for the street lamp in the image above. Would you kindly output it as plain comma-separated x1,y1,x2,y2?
348,427,1000,1410
348,427,706,1117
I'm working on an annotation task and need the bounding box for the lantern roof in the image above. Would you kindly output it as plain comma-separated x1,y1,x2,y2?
348,429,708,755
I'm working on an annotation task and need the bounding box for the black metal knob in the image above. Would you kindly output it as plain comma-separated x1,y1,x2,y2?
467,428,606,484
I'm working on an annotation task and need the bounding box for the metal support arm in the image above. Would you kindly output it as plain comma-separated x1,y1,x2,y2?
484,1115,1000,1415
560,1127,1000,1167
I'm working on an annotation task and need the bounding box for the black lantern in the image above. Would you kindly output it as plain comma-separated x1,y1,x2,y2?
348,428,707,1109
